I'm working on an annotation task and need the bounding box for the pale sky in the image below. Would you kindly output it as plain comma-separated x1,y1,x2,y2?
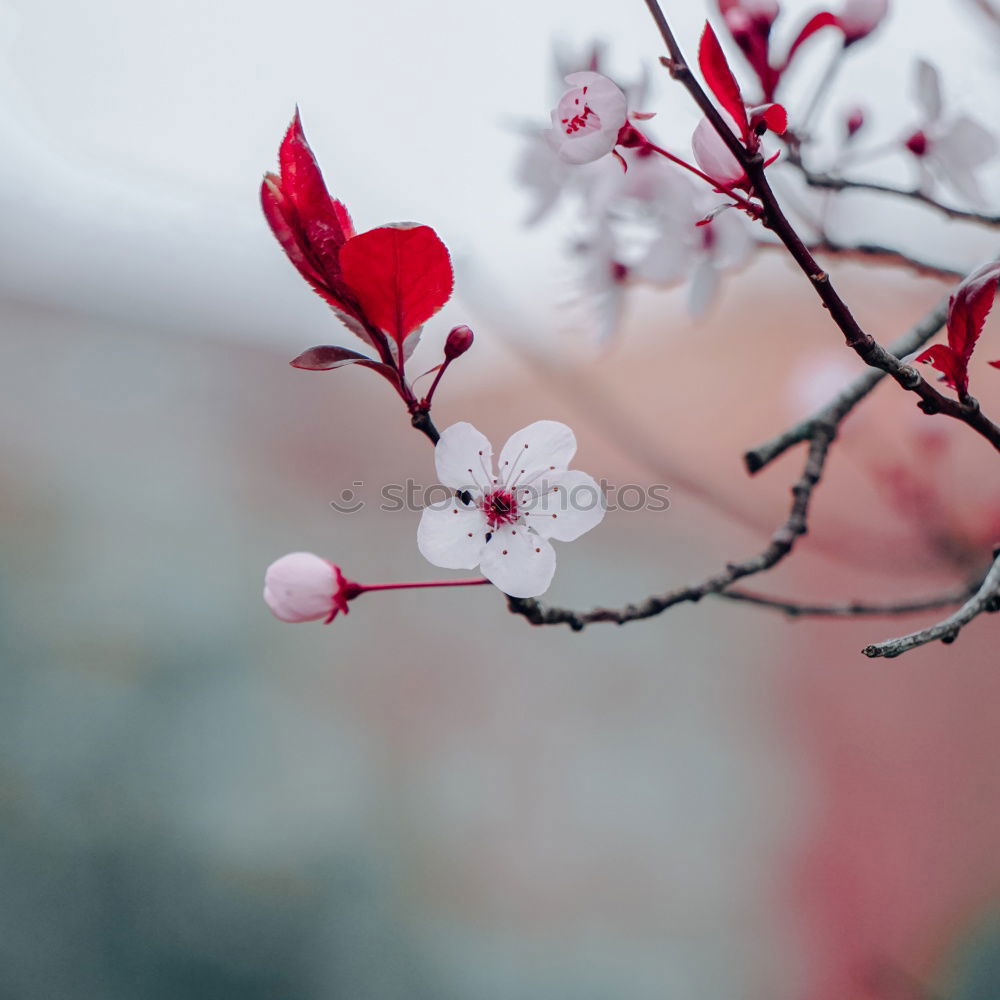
0,0,995,357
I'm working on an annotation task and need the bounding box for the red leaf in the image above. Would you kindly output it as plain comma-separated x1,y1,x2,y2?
756,102,787,135
782,11,839,69
278,110,354,248
698,23,750,140
915,344,967,394
947,261,1000,362
338,225,454,351
914,262,999,396
990,360,1000,370
290,345,400,386
260,174,327,291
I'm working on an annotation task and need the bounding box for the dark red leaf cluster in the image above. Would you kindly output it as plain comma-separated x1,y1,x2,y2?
698,23,787,153
261,111,456,392
717,0,867,104
916,262,1000,397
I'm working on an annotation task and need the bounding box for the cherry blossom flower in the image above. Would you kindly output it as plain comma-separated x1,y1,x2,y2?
546,72,629,165
516,45,647,225
903,59,997,205
264,552,357,623
638,202,753,317
417,421,605,598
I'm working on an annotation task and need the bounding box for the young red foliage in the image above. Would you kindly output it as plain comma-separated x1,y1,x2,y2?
916,261,1000,396
781,11,839,69
338,225,454,355
289,345,401,388
699,23,750,140
260,110,357,316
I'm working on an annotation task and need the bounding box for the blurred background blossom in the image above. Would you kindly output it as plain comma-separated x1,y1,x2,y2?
1,0,1000,998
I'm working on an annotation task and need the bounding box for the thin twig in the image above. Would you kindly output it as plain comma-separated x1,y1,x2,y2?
505,431,833,630
716,582,976,618
744,293,952,473
803,241,963,281
862,552,1000,657
794,166,1000,228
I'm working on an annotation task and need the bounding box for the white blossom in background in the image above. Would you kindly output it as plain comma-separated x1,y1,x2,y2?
786,352,860,419
571,219,630,343
545,71,630,165
417,421,605,598
904,58,997,205
515,47,649,225
638,203,753,318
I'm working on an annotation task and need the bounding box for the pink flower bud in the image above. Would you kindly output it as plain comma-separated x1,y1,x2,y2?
444,325,474,361
264,552,354,623
692,116,746,187
838,0,889,45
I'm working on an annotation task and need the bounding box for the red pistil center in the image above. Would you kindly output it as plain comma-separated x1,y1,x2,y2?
562,104,598,135
483,489,519,528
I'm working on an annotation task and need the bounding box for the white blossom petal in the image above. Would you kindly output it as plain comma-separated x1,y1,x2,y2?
522,470,606,541
417,500,489,570
434,421,494,494
692,116,745,187
709,210,754,269
838,0,888,43
688,257,722,317
914,59,942,122
479,526,556,598
637,231,694,284
498,420,577,484
938,115,997,168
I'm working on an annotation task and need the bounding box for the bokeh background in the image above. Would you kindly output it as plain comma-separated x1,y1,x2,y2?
2,0,999,998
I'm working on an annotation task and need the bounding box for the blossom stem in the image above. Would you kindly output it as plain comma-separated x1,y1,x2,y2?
421,360,451,408
798,46,845,135
640,140,717,186
641,141,761,216
356,578,492,594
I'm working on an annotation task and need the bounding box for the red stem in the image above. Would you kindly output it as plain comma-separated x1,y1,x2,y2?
357,578,492,594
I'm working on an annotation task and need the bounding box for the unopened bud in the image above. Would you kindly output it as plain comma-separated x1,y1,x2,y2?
905,129,928,157
845,106,865,139
444,325,474,361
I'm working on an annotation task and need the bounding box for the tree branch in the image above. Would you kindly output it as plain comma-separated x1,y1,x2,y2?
640,0,1000,455
862,552,1000,657
744,292,952,473
506,430,833,630
802,240,964,281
